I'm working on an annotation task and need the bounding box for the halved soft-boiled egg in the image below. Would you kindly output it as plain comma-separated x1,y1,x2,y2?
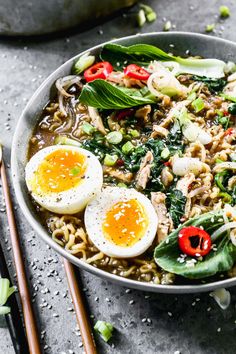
25,145,103,214
84,187,158,258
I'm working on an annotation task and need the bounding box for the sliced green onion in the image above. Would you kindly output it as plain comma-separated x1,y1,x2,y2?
104,154,118,167
219,5,230,18
163,21,171,31
161,147,170,160
82,122,96,135
129,129,140,138
187,91,197,101
0,278,15,316
219,192,232,203
117,182,127,188
106,131,123,145
73,53,95,75
205,24,215,32
192,97,204,113
121,141,134,155
70,166,81,176
137,9,146,27
140,4,157,22
94,320,114,342
215,158,224,164
54,135,81,147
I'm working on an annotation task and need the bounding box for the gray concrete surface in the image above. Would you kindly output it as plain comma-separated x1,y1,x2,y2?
1,0,236,353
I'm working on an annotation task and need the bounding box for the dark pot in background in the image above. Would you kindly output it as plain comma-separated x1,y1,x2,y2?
0,0,137,36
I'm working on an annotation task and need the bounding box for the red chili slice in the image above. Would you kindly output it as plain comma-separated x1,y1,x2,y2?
84,61,113,82
123,64,150,80
116,109,134,120
178,226,212,257
116,159,124,166
224,127,234,136
164,161,171,167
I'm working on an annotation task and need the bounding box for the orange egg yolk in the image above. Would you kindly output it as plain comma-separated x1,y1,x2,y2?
31,149,87,194
102,199,148,247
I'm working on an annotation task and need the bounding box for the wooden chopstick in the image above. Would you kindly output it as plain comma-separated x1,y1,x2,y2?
0,147,41,354
63,259,97,354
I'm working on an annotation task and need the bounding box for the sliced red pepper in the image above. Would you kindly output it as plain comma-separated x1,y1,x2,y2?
178,226,212,257
84,61,113,82
164,161,171,167
123,64,150,80
224,127,234,136
116,109,134,120
116,159,124,166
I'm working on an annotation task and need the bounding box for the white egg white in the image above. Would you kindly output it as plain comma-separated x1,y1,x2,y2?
84,187,158,258
25,145,103,214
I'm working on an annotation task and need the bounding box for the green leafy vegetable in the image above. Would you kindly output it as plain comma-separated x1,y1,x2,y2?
0,278,15,315
104,154,118,166
192,76,227,93
166,189,186,227
94,320,114,342
154,211,236,279
100,43,226,78
228,103,236,115
79,79,156,110
140,4,157,22
72,53,95,75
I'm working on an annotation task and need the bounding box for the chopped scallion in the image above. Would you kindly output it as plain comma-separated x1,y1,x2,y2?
106,131,123,145
0,278,15,316
219,5,230,18
187,91,197,101
94,320,114,342
121,141,134,155
220,93,236,102
163,21,171,31
129,129,140,138
104,154,118,167
137,9,146,27
205,24,215,32
82,122,96,135
73,53,95,75
192,97,204,113
54,135,81,147
117,182,127,188
70,166,81,176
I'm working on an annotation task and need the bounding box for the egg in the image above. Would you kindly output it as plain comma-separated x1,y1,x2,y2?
25,145,103,214
84,187,158,258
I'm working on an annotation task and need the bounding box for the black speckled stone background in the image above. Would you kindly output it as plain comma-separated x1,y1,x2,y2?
0,1,236,353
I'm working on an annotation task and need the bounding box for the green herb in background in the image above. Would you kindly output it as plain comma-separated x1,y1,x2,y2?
219,5,230,18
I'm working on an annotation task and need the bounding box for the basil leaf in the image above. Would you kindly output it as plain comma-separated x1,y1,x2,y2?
79,79,156,109
154,211,236,279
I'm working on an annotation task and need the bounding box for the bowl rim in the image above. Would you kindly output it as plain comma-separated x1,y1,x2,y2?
11,31,236,294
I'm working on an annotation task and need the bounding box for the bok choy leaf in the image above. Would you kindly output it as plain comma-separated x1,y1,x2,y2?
154,211,236,279
79,79,157,109
0,278,15,315
101,43,226,78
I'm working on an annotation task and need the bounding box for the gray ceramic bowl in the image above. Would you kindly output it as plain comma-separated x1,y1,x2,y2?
11,32,236,293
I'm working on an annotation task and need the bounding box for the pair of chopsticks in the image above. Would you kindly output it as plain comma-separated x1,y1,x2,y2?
0,144,97,354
